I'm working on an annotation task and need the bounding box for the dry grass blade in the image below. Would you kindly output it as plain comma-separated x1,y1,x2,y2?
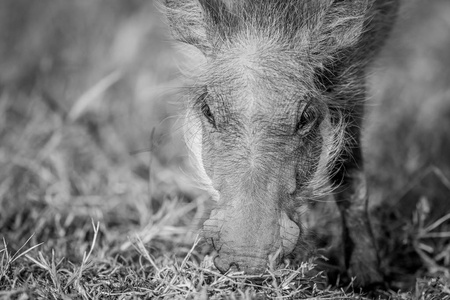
129,234,160,272
423,213,450,234
24,252,50,271
68,70,122,121
82,220,100,266
10,242,44,264
180,234,200,270
9,234,44,264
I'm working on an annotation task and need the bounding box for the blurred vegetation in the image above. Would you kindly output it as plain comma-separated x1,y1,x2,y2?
366,0,450,198
365,1,450,293
0,0,449,299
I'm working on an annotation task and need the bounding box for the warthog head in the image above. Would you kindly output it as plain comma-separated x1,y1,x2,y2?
164,0,372,274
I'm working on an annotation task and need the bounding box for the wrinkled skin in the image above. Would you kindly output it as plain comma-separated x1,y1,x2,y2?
164,0,399,286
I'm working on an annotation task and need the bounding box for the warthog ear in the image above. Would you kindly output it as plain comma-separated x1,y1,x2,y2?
164,0,236,55
318,0,370,51
163,0,209,53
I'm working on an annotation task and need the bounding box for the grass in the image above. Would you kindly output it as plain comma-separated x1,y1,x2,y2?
0,0,450,299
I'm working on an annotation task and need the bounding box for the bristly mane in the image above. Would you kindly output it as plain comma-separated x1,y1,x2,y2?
197,0,333,41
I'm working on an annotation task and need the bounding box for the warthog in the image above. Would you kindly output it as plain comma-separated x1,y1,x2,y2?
164,0,399,286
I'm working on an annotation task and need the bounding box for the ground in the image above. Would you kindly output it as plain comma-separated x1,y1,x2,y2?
0,1,449,299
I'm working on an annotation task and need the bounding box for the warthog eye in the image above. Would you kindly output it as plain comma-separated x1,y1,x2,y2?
197,91,216,127
296,101,315,132
201,101,216,127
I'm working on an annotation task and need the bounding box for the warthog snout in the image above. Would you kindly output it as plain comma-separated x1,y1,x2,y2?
197,128,313,273
203,204,301,273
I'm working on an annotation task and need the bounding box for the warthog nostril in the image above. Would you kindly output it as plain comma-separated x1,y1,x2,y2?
213,255,238,273
229,262,240,271
213,255,227,273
